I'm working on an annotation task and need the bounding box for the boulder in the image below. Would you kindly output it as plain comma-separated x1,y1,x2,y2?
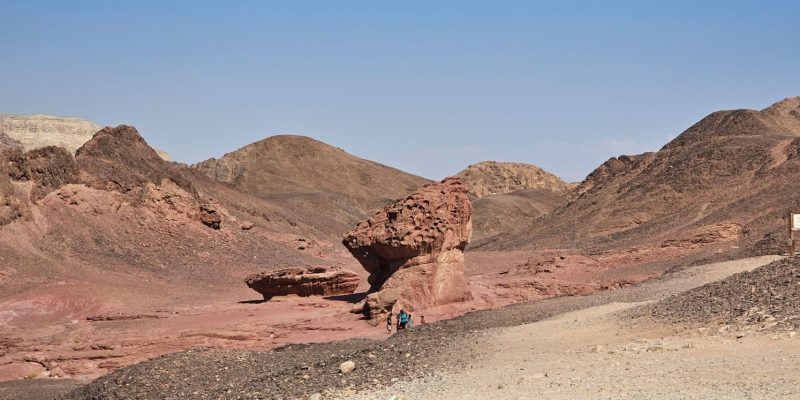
198,204,222,230
245,266,360,300
342,177,473,321
339,360,355,374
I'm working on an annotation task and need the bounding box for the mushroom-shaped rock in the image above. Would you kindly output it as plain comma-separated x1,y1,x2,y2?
342,177,473,321
245,266,360,300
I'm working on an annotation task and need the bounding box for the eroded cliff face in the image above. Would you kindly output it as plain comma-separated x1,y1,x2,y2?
456,161,573,198
343,177,473,321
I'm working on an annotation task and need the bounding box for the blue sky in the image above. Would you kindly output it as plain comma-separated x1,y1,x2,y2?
1,1,798,181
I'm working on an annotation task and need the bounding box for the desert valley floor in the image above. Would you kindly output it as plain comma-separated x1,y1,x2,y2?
1,97,800,399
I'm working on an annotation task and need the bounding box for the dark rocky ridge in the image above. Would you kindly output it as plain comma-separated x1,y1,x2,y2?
75,125,196,196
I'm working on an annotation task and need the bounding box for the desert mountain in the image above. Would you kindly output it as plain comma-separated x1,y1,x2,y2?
192,135,430,233
0,114,170,160
455,161,572,241
0,125,380,381
475,97,800,257
0,125,350,303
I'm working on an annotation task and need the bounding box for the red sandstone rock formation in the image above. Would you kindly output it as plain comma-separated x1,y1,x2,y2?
342,177,473,321
245,266,360,300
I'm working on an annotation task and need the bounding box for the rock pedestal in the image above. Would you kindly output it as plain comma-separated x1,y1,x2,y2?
342,177,473,321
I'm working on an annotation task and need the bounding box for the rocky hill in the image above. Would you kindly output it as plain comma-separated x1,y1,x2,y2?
475,97,800,257
456,161,573,198
0,114,170,160
192,135,430,233
0,124,348,306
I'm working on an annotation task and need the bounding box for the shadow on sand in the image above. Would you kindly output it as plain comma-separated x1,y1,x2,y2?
238,299,267,304
323,291,369,303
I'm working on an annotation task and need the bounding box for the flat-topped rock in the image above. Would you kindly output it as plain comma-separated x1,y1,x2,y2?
245,266,360,300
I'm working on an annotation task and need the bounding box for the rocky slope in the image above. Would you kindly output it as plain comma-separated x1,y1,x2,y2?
456,160,573,198
471,188,567,241
0,114,170,160
0,125,339,294
640,256,800,331
475,97,800,257
193,135,430,233
0,125,364,379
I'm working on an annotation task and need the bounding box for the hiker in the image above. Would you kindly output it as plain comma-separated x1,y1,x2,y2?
386,314,393,334
397,309,409,330
420,315,425,325
408,313,414,328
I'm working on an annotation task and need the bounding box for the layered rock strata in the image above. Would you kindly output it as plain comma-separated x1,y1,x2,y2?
245,266,360,300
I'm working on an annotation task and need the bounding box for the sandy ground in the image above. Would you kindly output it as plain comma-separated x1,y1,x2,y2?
345,255,800,400
0,249,669,382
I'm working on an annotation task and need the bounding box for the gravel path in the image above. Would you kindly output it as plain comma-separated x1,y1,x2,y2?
637,256,800,331
0,379,83,400
346,255,798,400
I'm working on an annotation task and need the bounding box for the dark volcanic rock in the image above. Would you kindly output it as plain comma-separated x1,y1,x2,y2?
245,266,360,300
76,125,195,195
343,177,473,320
4,145,80,201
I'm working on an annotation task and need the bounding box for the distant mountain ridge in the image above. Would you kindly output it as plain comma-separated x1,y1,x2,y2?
0,114,170,160
475,96,800,258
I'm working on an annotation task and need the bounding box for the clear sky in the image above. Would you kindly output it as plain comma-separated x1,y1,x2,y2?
1,1,798,181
